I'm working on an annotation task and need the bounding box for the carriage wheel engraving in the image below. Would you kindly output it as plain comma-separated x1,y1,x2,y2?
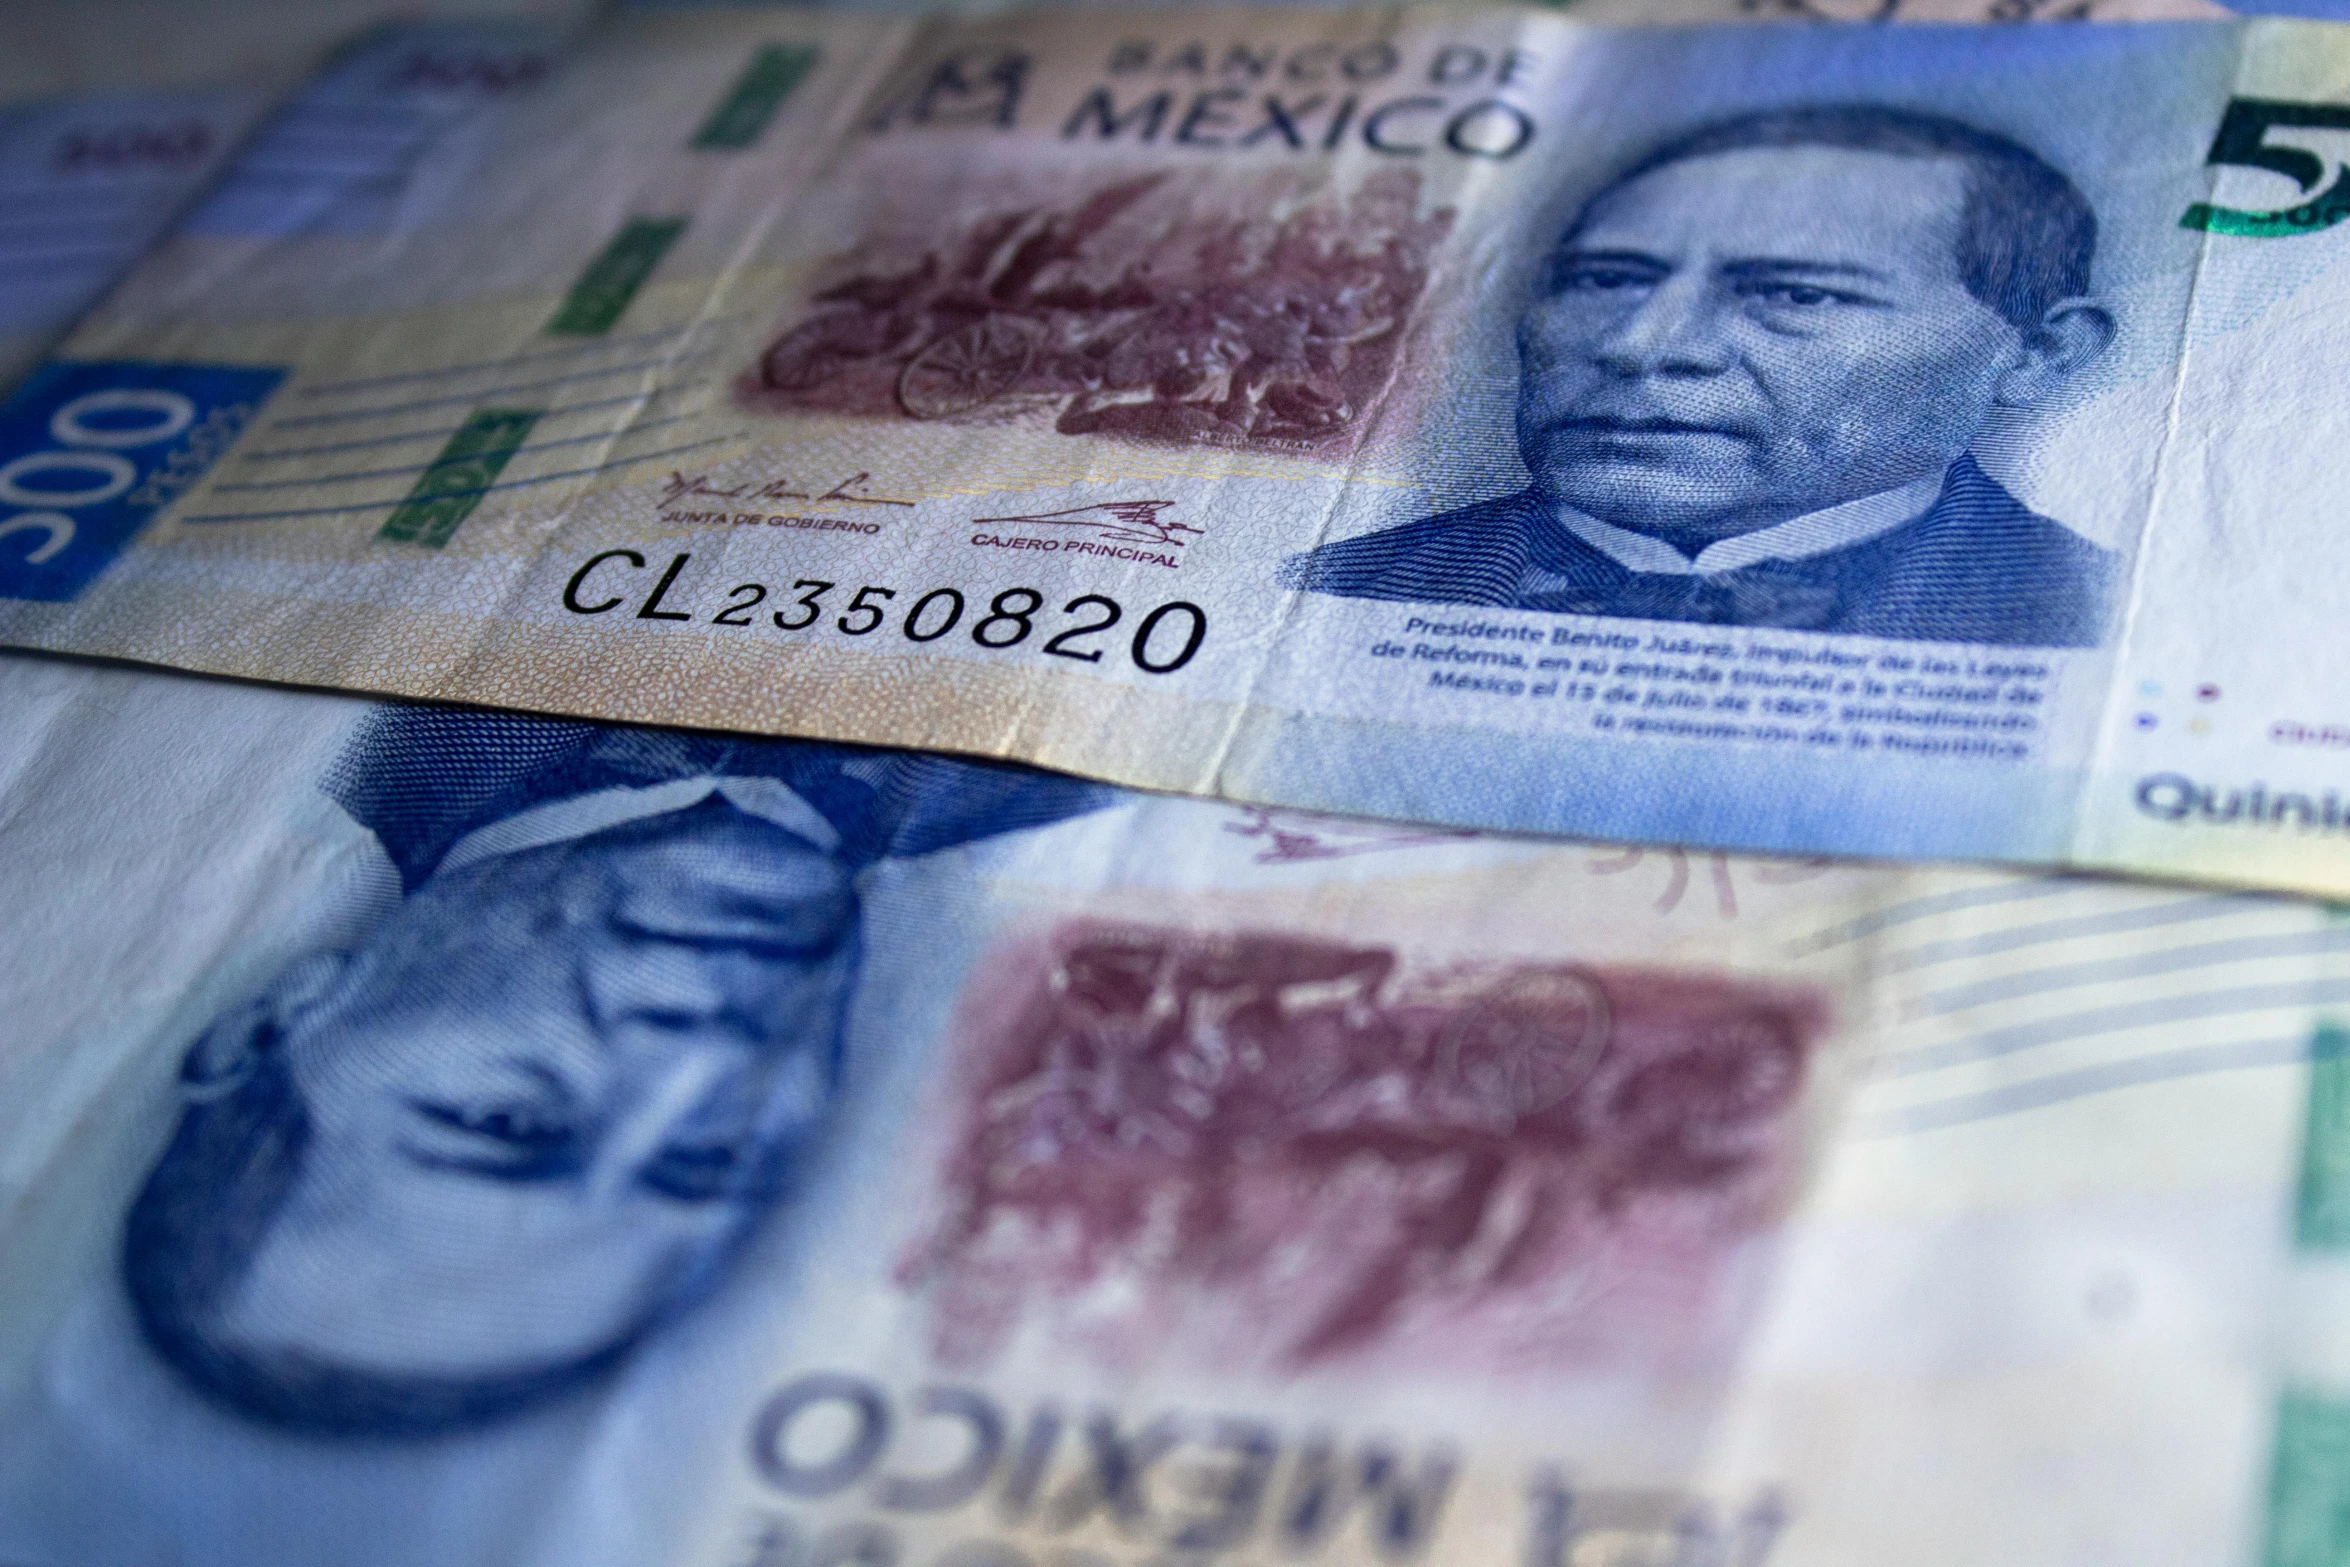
1435,968,1611,1125
762,318,860,392
897,316,1038,419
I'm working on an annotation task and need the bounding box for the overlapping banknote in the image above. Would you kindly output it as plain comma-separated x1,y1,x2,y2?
0,646,2345,1563
11,4,2350,892
0,17,601,398
0,88,270,394
0,0,593,104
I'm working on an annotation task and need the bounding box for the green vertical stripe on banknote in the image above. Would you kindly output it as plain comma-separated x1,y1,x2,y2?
378,408,542,548
2298,1023,2350,1250
2268,1016,2350,1565
545,218,686,337
691,45,817,150
2265,1391,2350,1567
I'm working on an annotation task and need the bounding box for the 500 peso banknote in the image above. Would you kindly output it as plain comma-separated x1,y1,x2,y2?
0,5,2343,891
4,649,2350,1563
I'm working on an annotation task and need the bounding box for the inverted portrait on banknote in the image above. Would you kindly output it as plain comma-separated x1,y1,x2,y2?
4,652,2350,1564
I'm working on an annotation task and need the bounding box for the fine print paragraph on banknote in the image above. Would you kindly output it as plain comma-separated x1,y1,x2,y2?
5,647,2350,1566
4,7,2350,892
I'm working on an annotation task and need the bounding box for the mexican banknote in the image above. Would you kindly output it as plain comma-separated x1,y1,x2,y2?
5,5,2350,894
0,0,594,106
0,90,271,394
0,19,595,398
1,646,2349,1564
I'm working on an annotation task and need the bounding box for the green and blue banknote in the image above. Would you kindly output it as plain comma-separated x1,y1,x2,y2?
3,7,2350,889
0,642,2348,1564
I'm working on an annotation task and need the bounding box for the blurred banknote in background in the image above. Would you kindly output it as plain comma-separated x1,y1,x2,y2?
1,648,2349,1564
0,87,269,393
0,17,597,396
0,1,615,392
3,7,2350,895
0,0,591,104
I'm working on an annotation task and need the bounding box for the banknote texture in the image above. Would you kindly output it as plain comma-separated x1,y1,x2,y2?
6,8,2350,892
0,648,2343,1563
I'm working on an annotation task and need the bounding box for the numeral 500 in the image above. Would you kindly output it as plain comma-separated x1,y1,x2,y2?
0,388,197,565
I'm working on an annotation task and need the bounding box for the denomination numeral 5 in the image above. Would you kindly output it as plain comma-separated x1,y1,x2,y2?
2183,97,2350,238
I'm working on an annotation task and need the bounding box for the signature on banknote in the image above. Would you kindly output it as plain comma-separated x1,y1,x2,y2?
657,468,917,511
1223,804,1481,863
1219,806,1830,916
744,169,1452,453
972,500,1203,550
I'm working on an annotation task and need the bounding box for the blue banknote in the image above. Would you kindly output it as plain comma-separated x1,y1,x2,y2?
1,652,2348,1563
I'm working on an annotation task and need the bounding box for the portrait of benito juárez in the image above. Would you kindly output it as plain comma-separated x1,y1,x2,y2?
117,711,1106,1440
1282,104,2120,648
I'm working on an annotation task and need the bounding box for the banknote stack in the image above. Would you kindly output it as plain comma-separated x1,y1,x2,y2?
10,0,2350,1561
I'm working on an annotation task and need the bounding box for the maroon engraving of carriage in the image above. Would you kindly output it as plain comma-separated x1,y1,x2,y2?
753,170,1454,449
